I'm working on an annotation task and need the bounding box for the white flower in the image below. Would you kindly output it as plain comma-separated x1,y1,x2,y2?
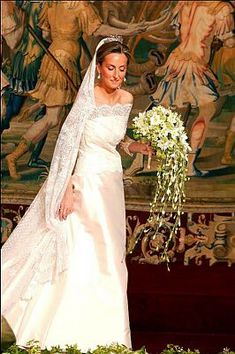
131,105,190,264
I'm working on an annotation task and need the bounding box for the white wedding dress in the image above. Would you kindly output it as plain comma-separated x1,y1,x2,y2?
2,102,133,352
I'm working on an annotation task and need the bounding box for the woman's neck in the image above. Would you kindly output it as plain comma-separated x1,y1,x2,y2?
97,83,119,95
95,84,120,104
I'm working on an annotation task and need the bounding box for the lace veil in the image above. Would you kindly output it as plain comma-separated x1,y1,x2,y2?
2,36,122,313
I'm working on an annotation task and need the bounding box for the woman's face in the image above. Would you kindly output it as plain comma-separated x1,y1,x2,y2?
97,53,128,91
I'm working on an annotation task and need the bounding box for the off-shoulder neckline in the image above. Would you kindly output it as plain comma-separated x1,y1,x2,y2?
95,102,132,108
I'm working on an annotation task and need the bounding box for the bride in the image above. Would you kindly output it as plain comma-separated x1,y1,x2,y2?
1,37,153,352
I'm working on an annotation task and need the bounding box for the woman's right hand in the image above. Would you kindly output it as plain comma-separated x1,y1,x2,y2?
57,180,74,221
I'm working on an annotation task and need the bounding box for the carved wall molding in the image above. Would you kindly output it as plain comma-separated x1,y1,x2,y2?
1,205,28,244
126,212,235,266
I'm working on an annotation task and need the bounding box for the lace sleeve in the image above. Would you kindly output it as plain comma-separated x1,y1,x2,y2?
119,135,135,156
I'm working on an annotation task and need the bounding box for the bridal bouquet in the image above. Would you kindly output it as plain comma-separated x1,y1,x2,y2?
132,105,191,266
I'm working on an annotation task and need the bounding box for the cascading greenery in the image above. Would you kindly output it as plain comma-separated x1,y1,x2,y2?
132,105,191,267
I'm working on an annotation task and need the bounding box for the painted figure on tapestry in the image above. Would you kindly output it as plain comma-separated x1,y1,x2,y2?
4,0,153,180
211,32,235,166
152,1,234,176
4,1,99,180
1,0,47,167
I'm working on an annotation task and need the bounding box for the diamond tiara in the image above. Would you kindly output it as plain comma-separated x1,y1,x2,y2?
103,35,124,44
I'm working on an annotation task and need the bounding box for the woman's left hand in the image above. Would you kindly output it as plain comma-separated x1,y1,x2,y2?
129,141,154,156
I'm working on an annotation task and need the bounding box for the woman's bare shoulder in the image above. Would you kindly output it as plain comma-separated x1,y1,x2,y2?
118,89,133,104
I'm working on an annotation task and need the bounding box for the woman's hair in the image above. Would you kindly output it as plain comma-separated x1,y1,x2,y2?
96,41,131,65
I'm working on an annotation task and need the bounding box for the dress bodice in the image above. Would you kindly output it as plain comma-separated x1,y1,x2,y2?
73,103,132,175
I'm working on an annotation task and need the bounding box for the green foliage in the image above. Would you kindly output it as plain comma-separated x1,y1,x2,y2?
2,342,147,354
219,348,235,354
91,343,147,354
161,344,200,354
2,342,234,354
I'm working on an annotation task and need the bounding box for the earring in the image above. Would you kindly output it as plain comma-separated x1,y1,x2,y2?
97,73,101,80
124,77,127,83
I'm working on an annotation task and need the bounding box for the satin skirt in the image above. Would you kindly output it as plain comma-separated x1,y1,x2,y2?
3,171,131,352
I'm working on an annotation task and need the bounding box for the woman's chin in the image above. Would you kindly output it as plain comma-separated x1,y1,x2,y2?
109,81,121,89
112,84,121,90
101,81,121,91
